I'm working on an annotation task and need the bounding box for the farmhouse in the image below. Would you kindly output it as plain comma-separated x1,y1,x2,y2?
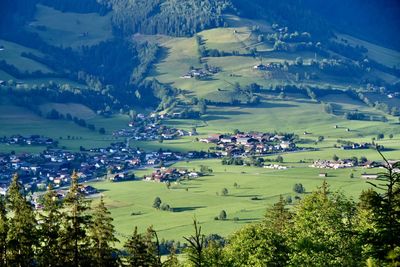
78,185,98,195
280,141,295,150
236,137,255,145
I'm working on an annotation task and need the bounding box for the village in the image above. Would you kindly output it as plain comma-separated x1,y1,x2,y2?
112,112,198,141
0,112,215,201
200,131,299,157
0,140,219,206
0,134,57,147
0,113,396,210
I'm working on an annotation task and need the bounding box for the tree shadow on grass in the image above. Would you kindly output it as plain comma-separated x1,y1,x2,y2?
234,194,262,198
234,218,259,222
172,206,206,212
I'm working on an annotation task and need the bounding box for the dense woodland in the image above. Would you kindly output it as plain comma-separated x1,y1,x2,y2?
231,0,400,50
0,153,399,266
107,0,232,37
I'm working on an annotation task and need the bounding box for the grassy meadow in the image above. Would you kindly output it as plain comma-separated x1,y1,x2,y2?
89,159,375,244
27,4,113,49
0,104,131,151
0,39,54,74
336,33,400,69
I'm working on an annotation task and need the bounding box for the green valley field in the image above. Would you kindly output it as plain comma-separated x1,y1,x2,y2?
89,159,377,243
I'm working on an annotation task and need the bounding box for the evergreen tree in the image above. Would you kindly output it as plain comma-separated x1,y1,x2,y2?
37,185,63,267
359,151,400,262
264,195,291,231
123,226,160,266
6,173,38,267
0,196,7,266
59,171,92,266
89,196,119,267
184,220,205,267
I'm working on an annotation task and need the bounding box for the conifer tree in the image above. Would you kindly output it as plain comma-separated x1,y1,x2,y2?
89,196,119,266
123,226,161,266
59,171,92,266
359,151,400,262
123,227,150,266
264,195,291,231
0,196,7,266
37,184,63,267
144,226,162,266
6,173,38,267
184,220,205,267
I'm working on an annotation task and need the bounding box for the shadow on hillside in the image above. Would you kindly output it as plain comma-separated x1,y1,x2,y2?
172,206,206,212
203,110,251,121
202,115,231,121
148,47,171,76
260,102,298,108
211,110,251,116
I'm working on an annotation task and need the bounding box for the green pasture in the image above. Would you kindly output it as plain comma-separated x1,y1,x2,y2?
200,27,250,53
336,33,400,68
0,104,130,152
0,39,53,74
149,24,396,100
39,103,96,120
27,4,113,48
88,159,373,243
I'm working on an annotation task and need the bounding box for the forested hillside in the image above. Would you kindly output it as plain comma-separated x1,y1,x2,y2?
231,0,400,50
108,0,232,37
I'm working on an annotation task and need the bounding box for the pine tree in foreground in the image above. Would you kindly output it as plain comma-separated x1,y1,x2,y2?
184,220,205,267
0,196,8,266
6,173,38,267
123,225,162,267
89,196,119,267
359,150,400,263
59,171,92,266
37,184,63,267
